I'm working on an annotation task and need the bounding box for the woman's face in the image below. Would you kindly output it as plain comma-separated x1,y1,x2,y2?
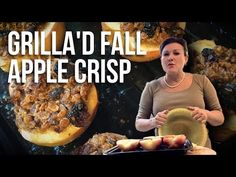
161,43,188,75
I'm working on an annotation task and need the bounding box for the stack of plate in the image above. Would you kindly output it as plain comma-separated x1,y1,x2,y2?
158,108,208,147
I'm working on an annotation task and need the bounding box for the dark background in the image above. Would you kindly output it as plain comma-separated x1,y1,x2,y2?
0,22,236,155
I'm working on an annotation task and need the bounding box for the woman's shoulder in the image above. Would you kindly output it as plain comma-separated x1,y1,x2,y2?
147,77,162,86
145,77,163,92
192,73,211,86
192,73,208,82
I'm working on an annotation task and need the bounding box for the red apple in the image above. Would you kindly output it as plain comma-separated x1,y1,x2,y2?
163,134,186,148
162,135,175,147
174,134,186,146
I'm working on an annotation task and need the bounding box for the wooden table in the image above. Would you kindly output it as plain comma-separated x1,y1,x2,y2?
186,145,217,155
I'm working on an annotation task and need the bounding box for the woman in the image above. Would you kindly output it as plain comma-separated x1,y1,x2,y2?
135,37,224,148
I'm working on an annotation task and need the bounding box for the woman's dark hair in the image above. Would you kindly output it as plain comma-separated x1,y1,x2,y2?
160,37,188,56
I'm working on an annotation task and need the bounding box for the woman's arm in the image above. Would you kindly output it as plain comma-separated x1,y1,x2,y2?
135,82,155,132
188,106,224,126
202,75,225,126
205,109,224,126
135,118,156,132
136,110,168,132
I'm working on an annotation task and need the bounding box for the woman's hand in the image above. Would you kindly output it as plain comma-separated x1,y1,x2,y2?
152,110,169,128
187,106,208,124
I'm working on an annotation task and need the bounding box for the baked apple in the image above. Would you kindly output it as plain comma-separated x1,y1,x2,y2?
116,139,140,151
140,137,162,150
